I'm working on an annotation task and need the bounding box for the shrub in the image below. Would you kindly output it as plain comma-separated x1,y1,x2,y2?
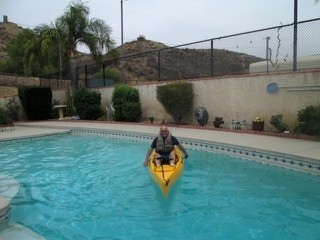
270,114,288,132
156,82,194,124
0,105,5,124
73,88,104,120
0,104,15,125
94,68,120,83
5,98,19,121
18,86,52,120
122,102,142,122
287,121,301,134
297,105,320,136
111,84,142,122
137,35,146,41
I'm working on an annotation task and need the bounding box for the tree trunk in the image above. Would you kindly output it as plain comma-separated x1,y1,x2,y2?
70,58,78,93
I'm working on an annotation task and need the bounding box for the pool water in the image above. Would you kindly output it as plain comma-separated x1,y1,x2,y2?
0,134,320,240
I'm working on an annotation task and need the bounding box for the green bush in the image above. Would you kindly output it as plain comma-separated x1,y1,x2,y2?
270,114,288,132
0,105,13,125
94,68,120,83
111,84,142,122
287,121,302,134
73,88,104,120
297,105,320,136
0,105,5,124
5,98,19,121
18,86,52,120
156,82,194,124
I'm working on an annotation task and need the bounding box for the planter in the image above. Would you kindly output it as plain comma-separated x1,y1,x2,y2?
252,121,264,131
148,117,155,123
213,121,224,128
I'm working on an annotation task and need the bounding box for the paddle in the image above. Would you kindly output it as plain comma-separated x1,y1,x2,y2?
161,165,165,180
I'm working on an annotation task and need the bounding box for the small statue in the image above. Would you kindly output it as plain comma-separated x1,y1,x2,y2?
195,106,209,126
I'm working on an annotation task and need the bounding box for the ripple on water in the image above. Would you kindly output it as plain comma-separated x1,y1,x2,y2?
1,134,320,240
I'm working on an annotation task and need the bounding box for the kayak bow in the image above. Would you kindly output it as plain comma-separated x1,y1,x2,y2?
148,146,184,197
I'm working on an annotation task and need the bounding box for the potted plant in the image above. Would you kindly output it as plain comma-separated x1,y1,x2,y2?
252,116,264,131
148,116,155,123
213,117,224,128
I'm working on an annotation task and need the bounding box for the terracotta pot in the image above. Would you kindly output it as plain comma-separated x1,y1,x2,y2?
252,121,264,131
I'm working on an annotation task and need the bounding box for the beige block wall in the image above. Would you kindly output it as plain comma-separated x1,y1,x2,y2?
1,71,319,131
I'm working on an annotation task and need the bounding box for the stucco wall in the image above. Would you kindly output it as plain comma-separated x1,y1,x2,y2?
189,72,320,129
81,71,320,130
1,71,319,131
133,71,320,130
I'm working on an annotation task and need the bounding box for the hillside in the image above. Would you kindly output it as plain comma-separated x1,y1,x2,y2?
0,21,262,84
94,38,262,83
0,21,23,60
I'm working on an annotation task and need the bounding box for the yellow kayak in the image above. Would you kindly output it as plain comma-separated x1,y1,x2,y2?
149,146,184,197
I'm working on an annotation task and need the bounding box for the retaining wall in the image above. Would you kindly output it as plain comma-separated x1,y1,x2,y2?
1,70,319,131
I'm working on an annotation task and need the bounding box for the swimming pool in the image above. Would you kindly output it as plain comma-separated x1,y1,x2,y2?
0,133,320,239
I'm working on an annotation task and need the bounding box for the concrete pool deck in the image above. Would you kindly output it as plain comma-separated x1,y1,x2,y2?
1,120,319,161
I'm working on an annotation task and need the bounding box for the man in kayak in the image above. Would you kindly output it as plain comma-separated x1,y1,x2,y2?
143,125,189,167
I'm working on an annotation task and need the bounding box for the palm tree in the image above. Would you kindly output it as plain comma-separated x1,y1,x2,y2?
56,0,114,91
27,22,66,84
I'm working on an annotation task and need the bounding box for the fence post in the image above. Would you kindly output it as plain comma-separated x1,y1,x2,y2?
293,0,298,71
103,62,106,86
85,65,88,87
265,37,270,74
158,50,161,81
211,39,214,77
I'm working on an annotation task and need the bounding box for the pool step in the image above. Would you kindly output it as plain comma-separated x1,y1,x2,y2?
0,224,45,240
0,175,45,240
0,175,19,200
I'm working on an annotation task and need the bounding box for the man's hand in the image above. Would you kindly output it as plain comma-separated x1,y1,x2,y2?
143,159,149,167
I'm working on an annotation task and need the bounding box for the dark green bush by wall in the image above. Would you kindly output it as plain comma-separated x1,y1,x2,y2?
111,84,142,122
73,88,104,120
297,105,320,136
18,86,52,120
156,82,194,124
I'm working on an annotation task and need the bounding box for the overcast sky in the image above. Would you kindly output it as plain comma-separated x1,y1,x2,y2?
1,0,319,49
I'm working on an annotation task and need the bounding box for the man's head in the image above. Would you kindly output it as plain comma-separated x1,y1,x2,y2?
160,125,169,138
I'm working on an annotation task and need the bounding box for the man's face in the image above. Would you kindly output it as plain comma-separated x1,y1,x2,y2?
160,127,169,137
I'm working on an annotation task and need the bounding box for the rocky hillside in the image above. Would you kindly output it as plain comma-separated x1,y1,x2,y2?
0,21,23,60
98,38,262,83
0,21,262,83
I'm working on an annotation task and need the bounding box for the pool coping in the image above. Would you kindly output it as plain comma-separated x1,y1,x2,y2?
1,122,320,175
71,127,320,176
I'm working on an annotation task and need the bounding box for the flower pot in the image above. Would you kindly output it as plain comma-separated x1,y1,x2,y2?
252,121,264,131
149,117,154,123
213,121,224,128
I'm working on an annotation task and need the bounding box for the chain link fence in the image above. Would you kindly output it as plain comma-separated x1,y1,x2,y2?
43,18,320,89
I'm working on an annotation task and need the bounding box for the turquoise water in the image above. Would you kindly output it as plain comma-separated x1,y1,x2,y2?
0,134,320,240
